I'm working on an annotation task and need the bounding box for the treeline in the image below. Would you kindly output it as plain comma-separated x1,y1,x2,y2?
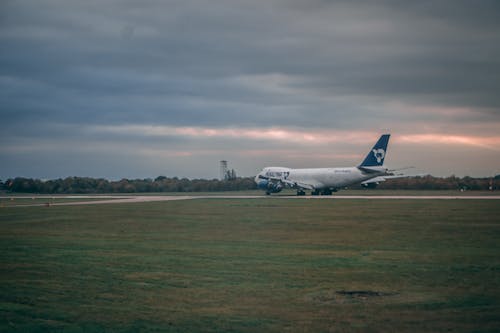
378,175,499,191
0,176,257,194
0,175,498,194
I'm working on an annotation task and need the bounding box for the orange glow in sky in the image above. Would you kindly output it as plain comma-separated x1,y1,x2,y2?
399,134,500,151
92,125,500,152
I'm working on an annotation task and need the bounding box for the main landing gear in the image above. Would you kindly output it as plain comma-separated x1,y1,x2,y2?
295,188,338,196
310,189,337,196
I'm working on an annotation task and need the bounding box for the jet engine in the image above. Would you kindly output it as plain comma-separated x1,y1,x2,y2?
257,179,283,194
361,182,378,189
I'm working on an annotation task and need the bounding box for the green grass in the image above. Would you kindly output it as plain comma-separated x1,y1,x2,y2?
1,199,499,332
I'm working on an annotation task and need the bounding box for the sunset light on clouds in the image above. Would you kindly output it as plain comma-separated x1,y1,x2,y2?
90,125,500,151
1,1,500,179
399,134,500,151
90,125,376,145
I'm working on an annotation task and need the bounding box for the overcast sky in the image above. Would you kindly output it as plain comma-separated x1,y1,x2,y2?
1,0,499,179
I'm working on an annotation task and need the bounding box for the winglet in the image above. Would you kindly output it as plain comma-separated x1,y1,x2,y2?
359,134,390,167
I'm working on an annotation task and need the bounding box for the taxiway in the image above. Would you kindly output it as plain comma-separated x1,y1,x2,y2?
2,194,500,207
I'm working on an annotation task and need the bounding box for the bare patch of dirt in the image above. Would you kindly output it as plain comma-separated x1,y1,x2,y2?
336,290,398,298
305,290,399,305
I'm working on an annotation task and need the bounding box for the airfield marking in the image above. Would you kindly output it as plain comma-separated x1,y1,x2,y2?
2,194,500,207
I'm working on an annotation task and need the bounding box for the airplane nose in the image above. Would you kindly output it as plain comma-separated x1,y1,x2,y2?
255,172,265,183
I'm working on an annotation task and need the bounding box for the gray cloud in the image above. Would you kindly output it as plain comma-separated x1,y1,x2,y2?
1,0,500,178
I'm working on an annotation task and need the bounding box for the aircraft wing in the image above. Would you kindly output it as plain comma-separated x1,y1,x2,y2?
281,179,316,190
258,174,318,190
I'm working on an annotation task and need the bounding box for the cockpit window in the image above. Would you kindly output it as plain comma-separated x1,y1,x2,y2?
266,171,282,177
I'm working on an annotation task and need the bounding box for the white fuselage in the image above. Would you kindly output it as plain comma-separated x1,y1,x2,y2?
288,167,378,189
255,134,392,194
255,166,387,191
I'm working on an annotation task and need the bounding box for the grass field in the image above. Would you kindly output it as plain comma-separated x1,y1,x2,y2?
1,198,499,332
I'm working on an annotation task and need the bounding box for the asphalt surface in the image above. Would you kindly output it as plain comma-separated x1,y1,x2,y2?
2,194,500,207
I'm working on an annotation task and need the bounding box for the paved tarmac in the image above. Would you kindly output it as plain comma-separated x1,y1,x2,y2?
2,194,500,207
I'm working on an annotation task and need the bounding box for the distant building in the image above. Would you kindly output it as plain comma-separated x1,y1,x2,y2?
220,160,237,180
220,160,228,180
226,168,237,181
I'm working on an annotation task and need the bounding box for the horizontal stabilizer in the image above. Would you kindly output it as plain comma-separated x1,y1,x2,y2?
361,174,411,185
358,165,387,173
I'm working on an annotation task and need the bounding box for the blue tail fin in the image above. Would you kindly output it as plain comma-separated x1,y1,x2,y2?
359,134,390,167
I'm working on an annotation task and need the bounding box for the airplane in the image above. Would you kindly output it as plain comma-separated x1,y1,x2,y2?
255,134,403,195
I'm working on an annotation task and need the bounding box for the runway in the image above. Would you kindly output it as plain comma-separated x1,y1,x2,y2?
2,194,500,207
